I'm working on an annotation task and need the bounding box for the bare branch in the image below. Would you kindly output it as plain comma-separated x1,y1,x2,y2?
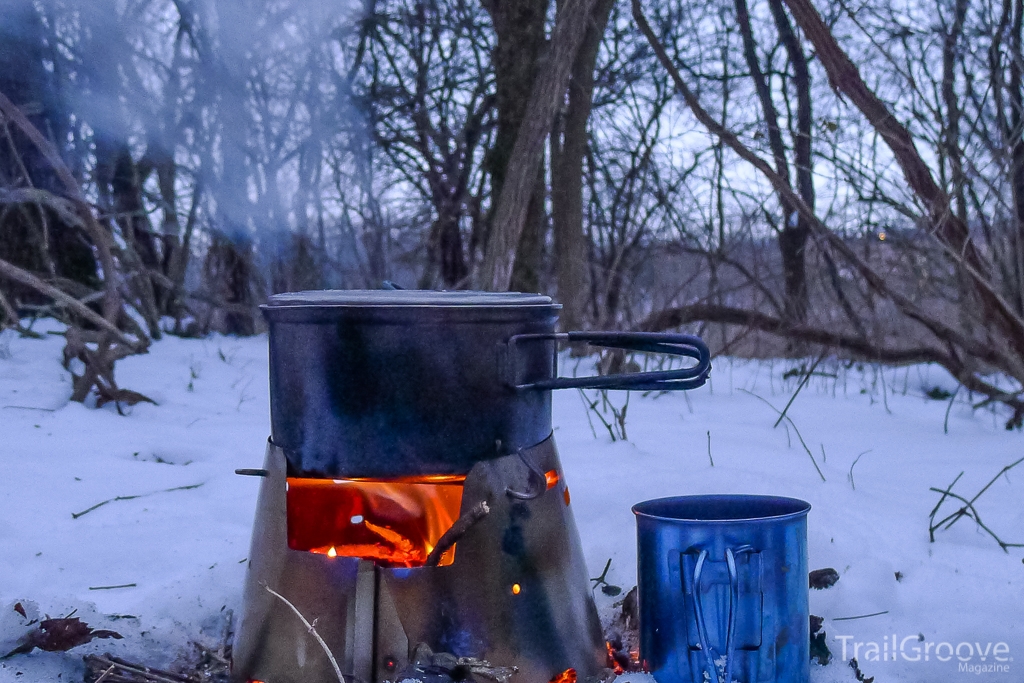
0,90,123,326
0,257,140,349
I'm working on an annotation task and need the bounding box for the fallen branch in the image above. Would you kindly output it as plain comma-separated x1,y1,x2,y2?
639,303,947,365
0,90,122,326
928,458,1024,552
72,483,204,519
832,610,889,622
639,302,1024,428
84,654,195,683
93,664,117,683
0,257,141,349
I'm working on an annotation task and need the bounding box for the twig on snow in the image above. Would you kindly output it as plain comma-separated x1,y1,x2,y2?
72,483,204,519
848,450,872,491
739,388,826,482
928,457,1024,552
774,355,824,428
833,610,889,621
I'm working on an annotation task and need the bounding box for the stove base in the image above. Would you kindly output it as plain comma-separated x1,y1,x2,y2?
232,436,608,683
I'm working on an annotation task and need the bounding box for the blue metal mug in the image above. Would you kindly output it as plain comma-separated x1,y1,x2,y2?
633,495,810,683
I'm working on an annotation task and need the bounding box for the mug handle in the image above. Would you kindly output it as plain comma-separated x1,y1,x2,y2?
691,546,752,683
505,331,711,391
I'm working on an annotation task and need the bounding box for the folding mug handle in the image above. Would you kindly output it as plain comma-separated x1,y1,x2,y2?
691,546,753,683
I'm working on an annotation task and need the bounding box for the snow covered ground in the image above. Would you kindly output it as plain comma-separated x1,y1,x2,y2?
1,322,1021,682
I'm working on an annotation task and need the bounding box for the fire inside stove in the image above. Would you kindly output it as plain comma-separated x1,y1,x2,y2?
286,475,466,567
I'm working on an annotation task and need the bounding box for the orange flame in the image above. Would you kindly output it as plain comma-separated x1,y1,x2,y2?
544,470,560,489
606,642,625,675
287,475,465,567
549,668,577,683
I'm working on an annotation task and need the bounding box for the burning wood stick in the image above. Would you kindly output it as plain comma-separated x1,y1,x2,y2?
425,500,491,567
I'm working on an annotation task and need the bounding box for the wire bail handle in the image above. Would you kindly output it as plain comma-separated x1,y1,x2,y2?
505,331,711,391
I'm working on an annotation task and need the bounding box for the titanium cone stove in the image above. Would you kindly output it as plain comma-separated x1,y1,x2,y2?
232,290,710,683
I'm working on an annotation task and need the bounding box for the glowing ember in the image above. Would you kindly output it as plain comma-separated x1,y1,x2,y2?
563,487,571,506
606,642,624,675
287,475,465,567
549,668,577,683
544,469,559,489
511,583,522,595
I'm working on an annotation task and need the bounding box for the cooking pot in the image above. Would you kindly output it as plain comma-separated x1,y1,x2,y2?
262,290,710,478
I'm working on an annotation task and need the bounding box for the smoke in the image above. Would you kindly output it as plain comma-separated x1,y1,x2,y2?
1,0,364,253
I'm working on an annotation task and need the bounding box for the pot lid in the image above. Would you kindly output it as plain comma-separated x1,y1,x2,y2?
263,289,553,308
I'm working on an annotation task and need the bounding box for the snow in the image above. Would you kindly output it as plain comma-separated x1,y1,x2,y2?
1,322,1021,682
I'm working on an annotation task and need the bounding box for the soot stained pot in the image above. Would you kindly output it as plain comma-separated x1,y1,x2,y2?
262,290,710,478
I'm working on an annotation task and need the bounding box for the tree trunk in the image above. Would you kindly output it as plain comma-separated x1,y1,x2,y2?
94,137,160,338
478,0,601,291
551,0,615,327
154,141,181,313
426,204,470,288
203,0,259,334
1007,0,1024,313
767,0,813,325
509,164,547,292
481,0,552,290
204,232,257,335
940,0,969,226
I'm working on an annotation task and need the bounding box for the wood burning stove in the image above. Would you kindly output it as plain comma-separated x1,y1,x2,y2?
232,290,710,683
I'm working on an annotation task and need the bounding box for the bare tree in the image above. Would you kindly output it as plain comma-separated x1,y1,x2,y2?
477,0,600,292
551,0,616,328
366,0,496,288
634,0,1024,425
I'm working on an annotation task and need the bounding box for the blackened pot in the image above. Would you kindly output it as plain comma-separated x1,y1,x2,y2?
262,290,710,478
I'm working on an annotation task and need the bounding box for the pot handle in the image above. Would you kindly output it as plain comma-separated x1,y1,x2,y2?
506,331,710,391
